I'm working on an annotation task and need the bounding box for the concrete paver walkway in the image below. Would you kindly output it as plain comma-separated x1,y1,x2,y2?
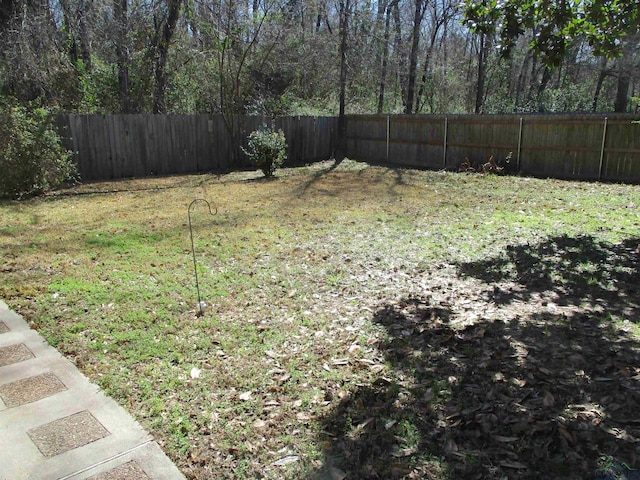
0,300,186,480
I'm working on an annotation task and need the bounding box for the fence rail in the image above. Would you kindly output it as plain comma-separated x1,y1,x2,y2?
56,113,640,183
345,113,640,182
56,114,337,181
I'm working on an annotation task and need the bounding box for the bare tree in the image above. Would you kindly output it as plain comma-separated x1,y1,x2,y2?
152,0,182,113
112,0,132,112
337,0,351,158
404,0,426,113
377,0,398,113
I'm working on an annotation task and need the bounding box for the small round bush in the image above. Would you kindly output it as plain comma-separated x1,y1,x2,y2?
242,125,287,178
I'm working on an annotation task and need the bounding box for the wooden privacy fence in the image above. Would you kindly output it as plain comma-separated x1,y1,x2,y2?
345,114,640,183
56,114,337,181
56,113,640,183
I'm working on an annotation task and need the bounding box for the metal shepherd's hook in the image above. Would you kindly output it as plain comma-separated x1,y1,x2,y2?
188,198,216,316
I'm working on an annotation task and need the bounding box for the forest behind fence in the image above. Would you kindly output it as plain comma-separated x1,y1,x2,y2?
56,113,640,183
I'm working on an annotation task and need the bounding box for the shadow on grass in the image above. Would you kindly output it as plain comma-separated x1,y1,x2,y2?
460,234,640,321
294,159,344,197
314,235,640,479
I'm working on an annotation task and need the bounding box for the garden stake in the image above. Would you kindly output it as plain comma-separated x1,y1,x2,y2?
188,198,216,316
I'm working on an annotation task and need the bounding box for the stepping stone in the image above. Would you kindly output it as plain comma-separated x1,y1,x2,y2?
87,461,151,480
27,410,110,457
0,321,9,334
0,343,34,367
0,372,67,407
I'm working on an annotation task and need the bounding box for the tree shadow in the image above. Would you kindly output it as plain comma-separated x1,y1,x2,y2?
314,234,640,479
293,159,344,197
459,234,640,321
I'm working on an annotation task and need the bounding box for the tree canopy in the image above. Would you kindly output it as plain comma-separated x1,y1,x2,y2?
463,0,640,66
0,0,638,114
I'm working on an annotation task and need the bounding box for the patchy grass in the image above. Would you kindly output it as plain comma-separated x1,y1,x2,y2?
1,160,640,479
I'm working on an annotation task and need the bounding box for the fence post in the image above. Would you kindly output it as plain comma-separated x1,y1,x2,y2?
386,115,390,162
443,116,448,169
517,117,523,172
599,117,608,181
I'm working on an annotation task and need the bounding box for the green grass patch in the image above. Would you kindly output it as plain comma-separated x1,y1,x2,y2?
1,160,639,479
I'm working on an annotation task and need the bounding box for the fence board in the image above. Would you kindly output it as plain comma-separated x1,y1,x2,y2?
58,114,337,181
57,113,639,183
345,113,640,182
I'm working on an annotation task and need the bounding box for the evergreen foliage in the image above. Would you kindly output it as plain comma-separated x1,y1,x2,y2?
0,97,77,198
242,125,287,178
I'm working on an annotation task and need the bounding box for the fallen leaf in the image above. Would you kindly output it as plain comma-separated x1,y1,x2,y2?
253,419,267,431
511,378,527,387
493,372,505,382
423,388,434,402
391,445,417,457
239,391,252,401
543,390,555,407
494,435,519,443
558,425,575,444
356,417,375,430
272,455,300,466
357,358,375,365
444,438,458,453
500,460,527,469
331,358,349,366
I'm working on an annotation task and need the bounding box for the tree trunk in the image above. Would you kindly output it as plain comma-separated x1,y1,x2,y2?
536,66,552,111
59,0,79,64
515,51,532,110
77,0,91,71
592,58,608,111
614,74,630,112
475,33,488,114
373,0,387,113
392,2,406,111
377,0,397,114
337,0,350,160
404,0,425,114
613,34,638,113
416,15,443,113
153,0,182,114
59,0,92,71
114,0,131,113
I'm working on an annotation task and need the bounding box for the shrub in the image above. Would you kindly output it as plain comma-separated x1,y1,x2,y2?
0,98,76,198
242,125,287,178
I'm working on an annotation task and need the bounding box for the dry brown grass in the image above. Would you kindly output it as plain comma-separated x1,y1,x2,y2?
1,160,640,479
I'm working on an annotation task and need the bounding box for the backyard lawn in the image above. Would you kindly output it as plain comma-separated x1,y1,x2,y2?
1,159,640,479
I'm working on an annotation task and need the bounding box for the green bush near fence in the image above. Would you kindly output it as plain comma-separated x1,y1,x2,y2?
242,125,287,178
0,97,77,199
